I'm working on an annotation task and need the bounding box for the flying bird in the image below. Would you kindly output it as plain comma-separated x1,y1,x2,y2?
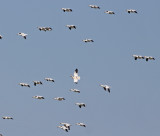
104,11,115,14
37,27,52,31
144,56,155,61
70,89,80,93
66,25,76,30
2,116,13,120
70,69,80,84
133,55,144,60
82,39,94,43
32,95,45,99
76,123,86,127
19,83,30,88
45,78,55,82
0,35,3,39
54,97,65,101
75,103,86,108
57,126,69,132
100,84,111,93
62,8,72,12
60,123,71,130
127,9,137,14
17,32,28,39
89,5,100,9
33,81,42,86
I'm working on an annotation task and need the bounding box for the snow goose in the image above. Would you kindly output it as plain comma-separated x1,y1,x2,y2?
33,81,42,86
57,126,69,132
2,116,13,120
105,11,115,14
62,8,72,12
60,123,71,130
144,56,155,61
66,25,76,30
70,89,80,93
100,84,111,93
76,123,86,127
70,69,80,84
75,103,86,108
54,97,65,101
89,5,100,9
127,9,137,14
19,83,30,88
17,32,28,39
133,55,144,60
45,78,55,82
32,95,44,99
82,39,94,43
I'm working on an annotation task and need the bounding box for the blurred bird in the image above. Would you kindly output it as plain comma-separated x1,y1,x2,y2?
100,84,111,93
89,5,100,9
75,103,86,108
19,83,30,88
82,39,94,43
104,11,115,14
32,95,45,99
62,8,72,12
45,78,55,82
70,89,80,93
66,25,76,30
133,55,144,60
0,35,3,39
144,56,155,61
33,81,42,86
127,9,137,14
2,116,13,120
70,69,80,84
17,32,28,39
54,97,65,101
57,126,69,132
76,123,86,127
60,123,71,130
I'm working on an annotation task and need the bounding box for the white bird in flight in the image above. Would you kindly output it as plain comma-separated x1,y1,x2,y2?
75,103,86,108
82,39,94,43
70,89,80,93
60,123,71,130
54,97,65,101
100,84,111,93
32,95,45,99
133,55,144,60
2,116,13,120
89,5,100,9
66,25,76,30
70,69,80,84
127,9,137,14
57,126,69,132
62,8,72,12
144,56,155,61
45,78,55,82
104,11,115,14
19,83,30,88
76,123,86,127
33,81,43,86
17,32,28,39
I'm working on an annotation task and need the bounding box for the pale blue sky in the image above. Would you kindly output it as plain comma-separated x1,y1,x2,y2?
0,0,160,136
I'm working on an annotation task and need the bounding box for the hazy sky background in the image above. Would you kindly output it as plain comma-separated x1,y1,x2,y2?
0,0,160,136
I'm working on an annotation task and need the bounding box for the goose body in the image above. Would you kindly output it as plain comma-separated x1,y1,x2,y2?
2,116,13,120
45,78,54,82
127,9,137,14
32,95,45,99
17,32,28,39
66,25,76,30
33,81,42,86
62,8,72,12
89,5,100,9
70,89,80,93
70,69,80,84
76,123,86,127
38,27,52,31
105,11,115,14
82,39,94,43
54,97,65,101
133,55,144,60
75,103,86,108
100,84,111,93
19,83,30,88
57,126,69,132
144,56,155,61
60,123,71,130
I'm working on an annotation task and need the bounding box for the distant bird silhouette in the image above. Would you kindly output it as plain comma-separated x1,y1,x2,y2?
37,27,52,31
144,56,155,61
127,9,137,14
62,8,72,12
70,89,80,93
82,39,94,43
17,32,27,39
33,81,42,86
32,95,45,99
19,83,30,88
89,5,100,9
2,116,13,120
76,123,86,127
54,97,65,101
133,55,144,60
57,126,69,132
105,11,115,14
66,25,76,30
45,78,55,82
0,35,3,39
75,103,86,108
60,123,71,130
100,84,111,93
70,69,80,84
